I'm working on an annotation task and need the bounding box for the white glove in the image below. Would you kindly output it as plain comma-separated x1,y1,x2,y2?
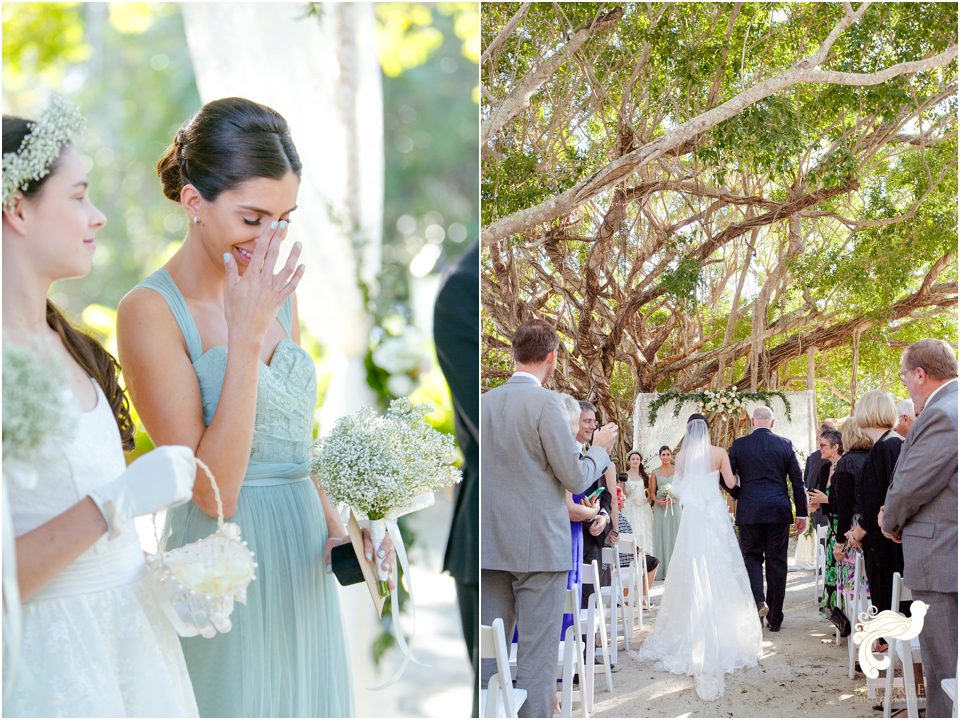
88,446,196,539
151,575,234,639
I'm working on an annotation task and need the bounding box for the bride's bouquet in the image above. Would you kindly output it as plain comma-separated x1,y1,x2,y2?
2,338,78,487
312,398,461,596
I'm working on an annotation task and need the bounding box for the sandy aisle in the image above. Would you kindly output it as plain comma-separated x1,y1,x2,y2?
590,539,880,718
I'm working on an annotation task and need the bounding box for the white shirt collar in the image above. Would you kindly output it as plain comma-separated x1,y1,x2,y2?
512,371,541,386
923,380,952,410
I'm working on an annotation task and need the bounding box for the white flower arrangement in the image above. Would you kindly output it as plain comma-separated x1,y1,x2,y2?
2,338,79,485
312,397,461,599
312,398,461,520
661,482,677,516
372,327,430,376
700,386,747,417
2,95,85,209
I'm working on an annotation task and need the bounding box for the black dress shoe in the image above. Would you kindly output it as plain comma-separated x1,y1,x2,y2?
767,622,781,632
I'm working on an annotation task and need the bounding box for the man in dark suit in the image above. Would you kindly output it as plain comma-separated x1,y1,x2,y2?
882,339,958,719
729,406,808,631
804,420,837,528
433,242,479,716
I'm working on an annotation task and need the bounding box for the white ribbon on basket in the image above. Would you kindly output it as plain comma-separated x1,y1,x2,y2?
360,492,434,689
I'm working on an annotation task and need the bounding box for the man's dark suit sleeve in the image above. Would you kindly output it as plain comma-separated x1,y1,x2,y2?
832,464,857,537
803,452,819,491
434,243,479,580
787,443,807,516
433,243,479,717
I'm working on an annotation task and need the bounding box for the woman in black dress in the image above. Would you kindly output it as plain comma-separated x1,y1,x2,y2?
852,390,905,628
807,428,843,617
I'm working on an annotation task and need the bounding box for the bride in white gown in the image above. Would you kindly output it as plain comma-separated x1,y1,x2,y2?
633,414,762,700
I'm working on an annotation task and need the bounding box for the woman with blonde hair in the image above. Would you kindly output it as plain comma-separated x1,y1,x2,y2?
852,390,905,638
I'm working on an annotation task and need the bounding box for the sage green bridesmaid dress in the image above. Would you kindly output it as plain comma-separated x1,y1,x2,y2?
652,469,683,580
135,269,353,717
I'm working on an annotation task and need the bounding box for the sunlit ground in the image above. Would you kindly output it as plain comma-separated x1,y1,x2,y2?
590,537,887,718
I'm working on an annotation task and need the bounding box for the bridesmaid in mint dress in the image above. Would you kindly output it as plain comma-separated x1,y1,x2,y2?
651,445,682,580
118,98,392,717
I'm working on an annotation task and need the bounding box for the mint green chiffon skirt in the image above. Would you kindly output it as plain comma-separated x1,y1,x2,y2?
162,470,353,718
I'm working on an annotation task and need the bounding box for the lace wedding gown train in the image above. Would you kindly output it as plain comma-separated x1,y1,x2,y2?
633,423,762,700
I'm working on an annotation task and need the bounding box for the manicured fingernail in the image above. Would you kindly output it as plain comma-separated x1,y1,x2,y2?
383,562,391,572
271,220,279,229
377,549,386,559
294,241,302,251
223,253,231,264
365,551,373,561
325,564,332,574
279,220,288,230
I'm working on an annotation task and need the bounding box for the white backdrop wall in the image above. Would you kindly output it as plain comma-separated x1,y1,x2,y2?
182,4,386,714
182,2,382,429
631,391,817,468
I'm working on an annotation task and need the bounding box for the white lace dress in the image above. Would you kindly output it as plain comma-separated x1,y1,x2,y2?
633,469,762,700
4,382,197,717
622,477,655,555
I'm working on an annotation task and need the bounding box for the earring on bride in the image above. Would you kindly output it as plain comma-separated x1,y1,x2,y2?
193,215,199,224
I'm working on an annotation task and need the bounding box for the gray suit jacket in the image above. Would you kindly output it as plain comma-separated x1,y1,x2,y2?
480,375,610,572
883,379,958,593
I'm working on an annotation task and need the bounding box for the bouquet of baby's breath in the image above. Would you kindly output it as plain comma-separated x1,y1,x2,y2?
2,338,78,485
312,398,461,595
661,482,677,517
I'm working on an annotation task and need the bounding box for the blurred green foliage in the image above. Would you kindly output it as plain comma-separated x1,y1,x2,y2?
3,1,477,448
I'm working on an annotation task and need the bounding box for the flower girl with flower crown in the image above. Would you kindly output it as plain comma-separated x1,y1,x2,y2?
2,97,199,716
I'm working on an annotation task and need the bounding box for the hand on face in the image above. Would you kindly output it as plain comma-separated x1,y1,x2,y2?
222,219,304,349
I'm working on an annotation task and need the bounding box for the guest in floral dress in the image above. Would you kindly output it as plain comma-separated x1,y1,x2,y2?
808,428,844,618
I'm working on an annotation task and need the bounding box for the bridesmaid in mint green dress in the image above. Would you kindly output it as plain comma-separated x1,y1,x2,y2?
651,445,682,580
118,98,392,717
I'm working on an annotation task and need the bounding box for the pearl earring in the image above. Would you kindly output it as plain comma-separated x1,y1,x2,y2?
193,215,199,224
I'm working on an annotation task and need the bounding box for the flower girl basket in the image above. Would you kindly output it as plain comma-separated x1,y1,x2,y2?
145,459,256,639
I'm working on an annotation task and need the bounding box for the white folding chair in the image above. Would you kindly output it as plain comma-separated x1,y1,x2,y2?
480,618,526,718
815,524,828,604
943,668,958,719
509,587,588,718
619,532,647,625
580,559,613,710
846,551,871,679
883,572,926,718
942,655,957,718
600,547,628,661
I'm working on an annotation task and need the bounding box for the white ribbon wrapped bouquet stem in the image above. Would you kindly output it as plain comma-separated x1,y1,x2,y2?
312,398,462,684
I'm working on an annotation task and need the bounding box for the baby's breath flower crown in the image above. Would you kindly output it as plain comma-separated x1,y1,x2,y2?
2,95,85,210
